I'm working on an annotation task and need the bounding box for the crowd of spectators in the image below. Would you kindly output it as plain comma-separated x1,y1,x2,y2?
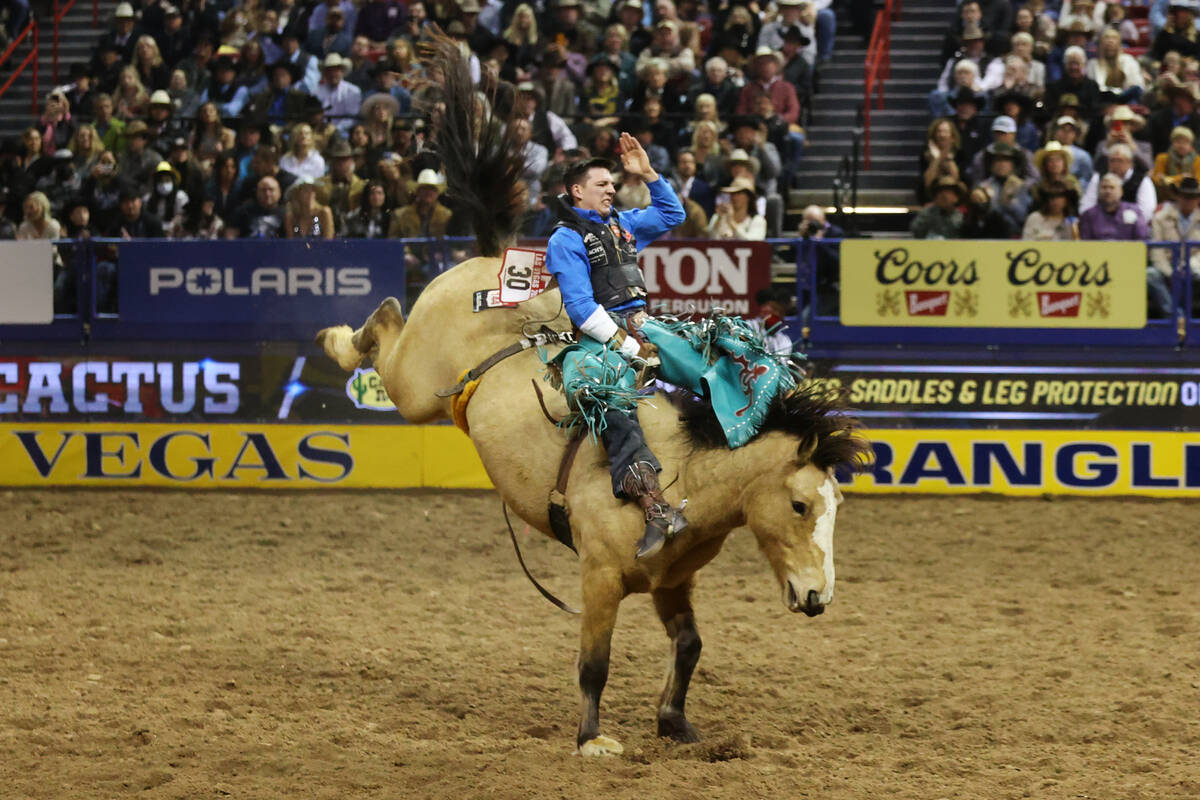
0,0,859,273
912,0,1200,317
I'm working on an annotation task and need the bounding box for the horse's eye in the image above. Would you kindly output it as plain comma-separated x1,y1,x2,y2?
792,501,808,516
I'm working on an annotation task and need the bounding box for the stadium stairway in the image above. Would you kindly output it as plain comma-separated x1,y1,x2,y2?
0,0,116,141
791,3,949,217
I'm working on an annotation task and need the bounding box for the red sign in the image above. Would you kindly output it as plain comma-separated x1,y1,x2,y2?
905,291,950,316
639,241,774,317
1037,292,1082,318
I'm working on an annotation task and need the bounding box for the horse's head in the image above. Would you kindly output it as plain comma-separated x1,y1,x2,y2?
744,452,843,617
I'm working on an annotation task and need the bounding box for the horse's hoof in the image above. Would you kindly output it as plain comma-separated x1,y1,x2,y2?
658,713,701,743
577,735,624,757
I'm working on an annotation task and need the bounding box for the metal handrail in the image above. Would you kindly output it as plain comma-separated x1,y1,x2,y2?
52,0,80,85
862,0,900,170
0,18,38,115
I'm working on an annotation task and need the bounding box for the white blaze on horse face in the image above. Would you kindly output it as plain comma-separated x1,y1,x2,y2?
813,476,839,605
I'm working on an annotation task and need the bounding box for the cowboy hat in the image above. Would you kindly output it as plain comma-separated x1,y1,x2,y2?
328,139,353,159
1164,79,1200,104
269,58,302,82
986,141,1018,159
1104,104,1146,131
931,175,967,200
960,23,986,41
153,160,182,185
125,120,151,137
751,46,784,67
416,169,444,191
114,2,135,18
361,92,400,118
322,52,348,70
1175,176,1200,195
725,147,761,175
949,86,985,107
1034,140,1074,171
720,176,758,197
993,90,1034,117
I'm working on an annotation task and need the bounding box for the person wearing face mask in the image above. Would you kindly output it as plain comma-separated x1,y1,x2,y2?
144,161,190,223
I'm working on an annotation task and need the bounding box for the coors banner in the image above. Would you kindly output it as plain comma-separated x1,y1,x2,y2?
840,241,1147,328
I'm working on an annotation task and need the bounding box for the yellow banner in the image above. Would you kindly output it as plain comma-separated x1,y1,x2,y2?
0,423,489,489
843,429,1199,497
840,240,1147,328
3,424,1194,497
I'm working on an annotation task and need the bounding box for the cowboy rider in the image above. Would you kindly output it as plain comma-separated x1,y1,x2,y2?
546,132,687,559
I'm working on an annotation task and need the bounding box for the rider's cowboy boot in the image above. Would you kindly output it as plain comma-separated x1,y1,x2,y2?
622,461,688,559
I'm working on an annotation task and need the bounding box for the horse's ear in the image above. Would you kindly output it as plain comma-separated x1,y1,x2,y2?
796,432,818,465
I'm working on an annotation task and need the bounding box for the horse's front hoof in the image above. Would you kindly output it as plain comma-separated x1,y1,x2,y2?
658,712,701,743
577,735,624,757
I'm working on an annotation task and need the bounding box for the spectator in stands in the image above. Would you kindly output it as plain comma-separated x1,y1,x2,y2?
514,81,576,157
1007,32,1045,89
190,102,236,163
618,0,652,57
959,185,1012,238
637,19,695,84
356,0,405,48
145,91,186,154
978,142,1032,236
308,5,353,58
1147,79,1200,154
910,176,965,239
93,42,126,97
157,5,191,68
80,150,123,230
1089,28,1145,104
177,37,216,97
1022,181,1080,240
16,191,61,241
37,90,76,157
122,121,164,191
315,53,363,136
615,169,652,210
1033,141,1082,199
919,118,962,204
145,161,190,223
248,60,306,128
114,66,150,121
1051,115,1094,185
1059,0,1102,33
708,5,758,66
689,120,723,184
107,181,166,238
202,55,250,119
992,91,1040,153
967,116,1037,185
229,175,286,237
1148,176,1200,317
729,114,782,197
238,40,271,96
800,203,843,316
672,147,715,217
581,53,624,126
1081,142,1157,221
1094,105,1151,172
68,125,105,181
97,3,140,64
278,123,326,181
239,145,297,204
761,0,809,53
208,153,243,222
1043,47,1103,126
691,56,740,120
671,194,710,238
366,58,414,115
11,127,46,200
1153,126,1200,191
62,65,95,124
1152,0,1200,61
781,26,813,108
1079,171,1150,239
62,200,92,240
134,35,171,92
343,181,392,238
168,192,226,239
316,140,365,224
931,59,983,118
738,47,802,132
511,117,549,202
707,176,766,240
503,4,544,81
389,169,451,238
935,25,993,100
284,177,335,238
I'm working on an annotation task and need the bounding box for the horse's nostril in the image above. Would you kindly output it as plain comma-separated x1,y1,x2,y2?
804,590,825,617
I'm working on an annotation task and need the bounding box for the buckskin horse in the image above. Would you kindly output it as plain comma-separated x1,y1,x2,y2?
316,36,871,756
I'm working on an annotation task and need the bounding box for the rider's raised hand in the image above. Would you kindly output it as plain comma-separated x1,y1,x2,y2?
618,132,659,183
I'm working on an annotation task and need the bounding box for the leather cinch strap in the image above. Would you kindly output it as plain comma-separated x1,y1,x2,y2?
435,328,575,398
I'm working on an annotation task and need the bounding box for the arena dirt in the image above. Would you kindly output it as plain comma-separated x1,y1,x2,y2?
1,489,1198,799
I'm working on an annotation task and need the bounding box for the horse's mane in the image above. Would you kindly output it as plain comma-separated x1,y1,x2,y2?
678,381,874,472
419,32,528,258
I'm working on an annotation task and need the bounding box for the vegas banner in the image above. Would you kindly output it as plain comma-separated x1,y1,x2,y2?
840,240,1147,328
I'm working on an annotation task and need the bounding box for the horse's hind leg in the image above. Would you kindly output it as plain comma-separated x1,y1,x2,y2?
576,569,623,756
653,581,702,743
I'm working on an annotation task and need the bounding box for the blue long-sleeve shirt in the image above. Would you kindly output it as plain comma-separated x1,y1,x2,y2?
546,176,686,329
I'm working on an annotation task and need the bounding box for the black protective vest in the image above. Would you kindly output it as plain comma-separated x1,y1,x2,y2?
554,198,646,309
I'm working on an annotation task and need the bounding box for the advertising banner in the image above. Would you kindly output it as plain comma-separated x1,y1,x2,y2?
0,423,486,488
116,239,409,329
843,429,1200,497
808,361,1200,429
0,240,53,325
642,240,773,317
4,423,1195,496
840,240,1147,328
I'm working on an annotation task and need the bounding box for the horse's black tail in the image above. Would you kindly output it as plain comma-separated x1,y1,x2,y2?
418,31,528,258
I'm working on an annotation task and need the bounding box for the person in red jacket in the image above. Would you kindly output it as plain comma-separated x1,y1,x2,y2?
736,47,805,184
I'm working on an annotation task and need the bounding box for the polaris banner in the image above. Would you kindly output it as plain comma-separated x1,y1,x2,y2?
116,240,410,330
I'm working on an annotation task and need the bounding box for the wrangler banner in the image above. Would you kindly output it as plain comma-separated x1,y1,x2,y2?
840,241,1147,328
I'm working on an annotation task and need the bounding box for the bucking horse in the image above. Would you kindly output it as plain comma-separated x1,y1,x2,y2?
317,35,872,756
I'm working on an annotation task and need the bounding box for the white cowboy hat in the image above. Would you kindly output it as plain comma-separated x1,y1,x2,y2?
416,169,444,191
